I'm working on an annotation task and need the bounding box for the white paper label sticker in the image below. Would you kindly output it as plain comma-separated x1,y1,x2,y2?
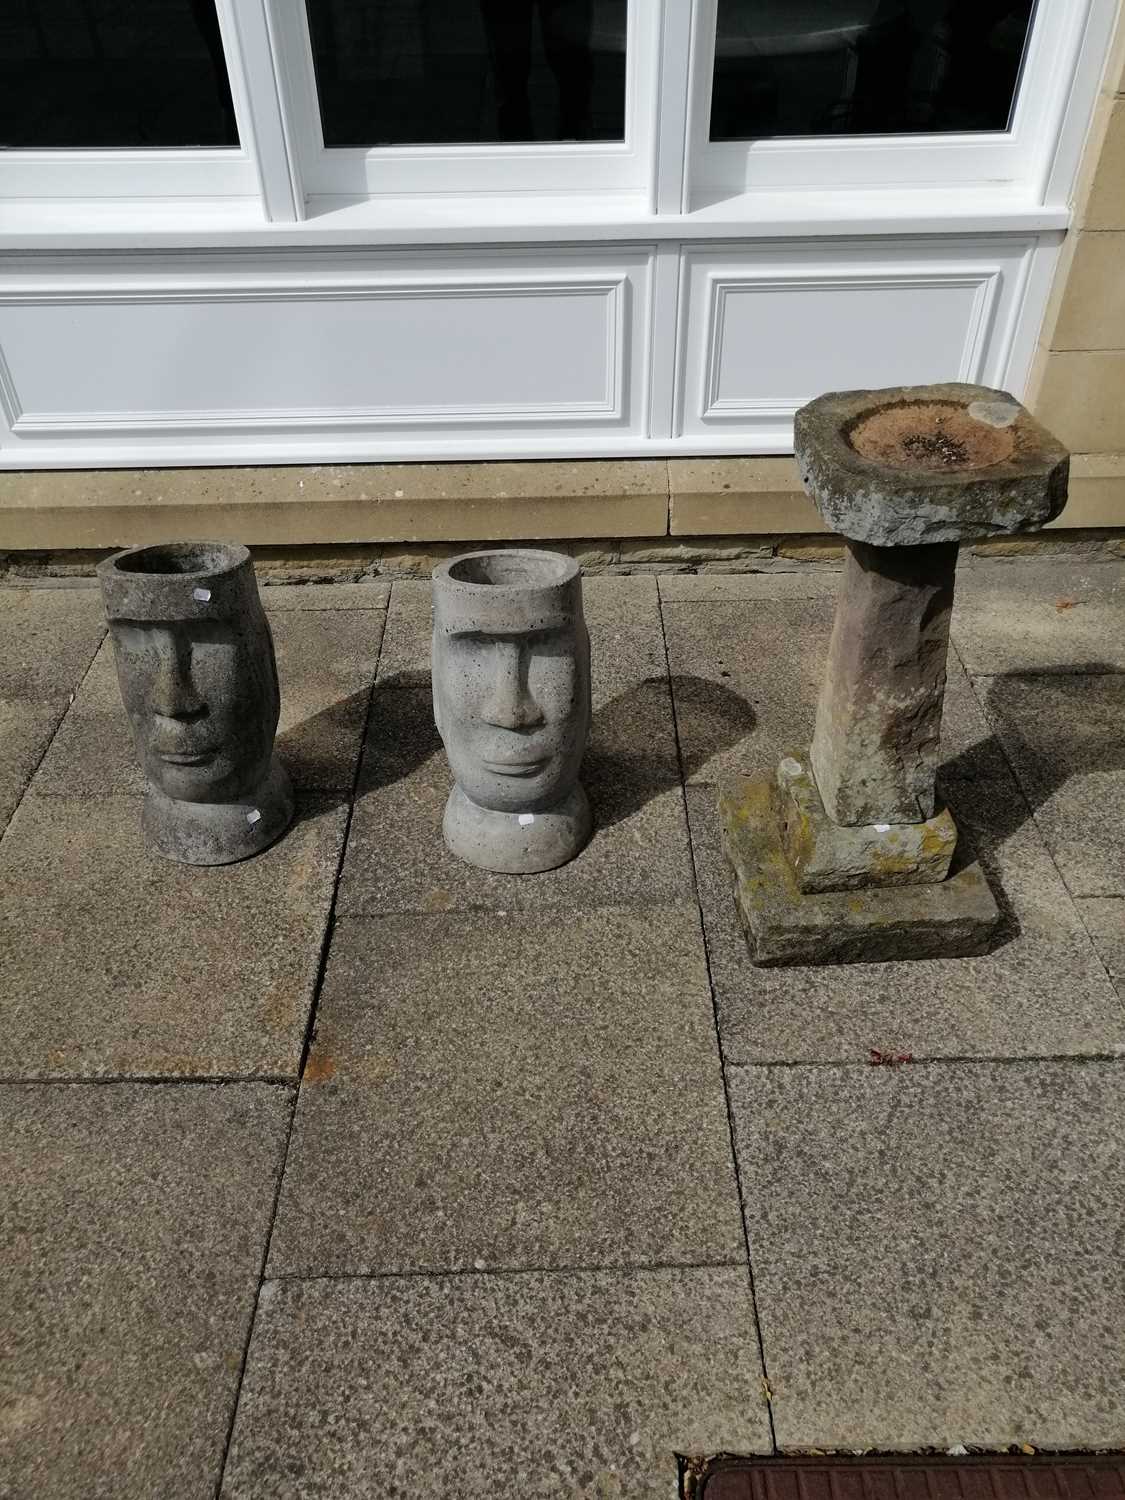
193,587,211,603
246,809,262,825
518,813,535,826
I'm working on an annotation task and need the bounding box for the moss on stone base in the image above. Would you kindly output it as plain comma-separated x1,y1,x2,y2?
719,778,1001,967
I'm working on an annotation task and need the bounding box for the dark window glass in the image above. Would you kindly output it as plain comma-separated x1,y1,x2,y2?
305,0,626,146
0,1,238,148
710,0,1037,141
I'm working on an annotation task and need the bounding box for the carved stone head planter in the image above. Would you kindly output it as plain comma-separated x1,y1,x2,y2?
432,549,592,873
97,542,294,865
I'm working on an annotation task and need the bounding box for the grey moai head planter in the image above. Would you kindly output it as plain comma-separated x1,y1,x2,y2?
97,541,294,865
432,549,592,874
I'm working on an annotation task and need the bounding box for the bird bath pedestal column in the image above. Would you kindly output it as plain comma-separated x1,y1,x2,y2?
720,382,1069,966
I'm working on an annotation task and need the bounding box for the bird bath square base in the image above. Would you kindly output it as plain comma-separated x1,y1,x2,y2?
719,780,1002,967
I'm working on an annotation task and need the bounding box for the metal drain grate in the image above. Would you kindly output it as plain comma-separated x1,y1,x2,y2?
689,1456,1125,1500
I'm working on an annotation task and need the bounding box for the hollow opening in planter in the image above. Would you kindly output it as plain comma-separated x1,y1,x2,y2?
448,552,571,588
114,543,241,577
845,399,1017,473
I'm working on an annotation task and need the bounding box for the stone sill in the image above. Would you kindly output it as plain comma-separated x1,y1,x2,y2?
0,454,1122,553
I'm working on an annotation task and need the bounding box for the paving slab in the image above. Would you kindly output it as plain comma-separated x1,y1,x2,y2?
729,1060,1125,1451
269,905,743,1276
375,578,433,686
34,609,384,797
662,596,991,787
662,597,829,786
952,560,1125,674
1078,896,1125,977
0,587,105,832
0,1081,289,1500
222,1267,770,1500
0,794,347,1080
657,571,841,603
685,776,1124,1062
260,580,390,611
981,670,1125,898
338,685,692,915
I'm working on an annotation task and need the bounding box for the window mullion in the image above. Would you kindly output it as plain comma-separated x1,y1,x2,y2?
216,0,305,222
650,0,701,215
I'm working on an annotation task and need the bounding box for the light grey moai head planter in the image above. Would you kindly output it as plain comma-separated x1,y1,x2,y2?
432,549,593,874
721,382,1069,966
97,541,294,865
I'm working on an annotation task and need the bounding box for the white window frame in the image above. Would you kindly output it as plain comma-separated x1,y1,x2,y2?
0,0,1113,231
684,0,1099,202
0,0,298,214
267,0,660,205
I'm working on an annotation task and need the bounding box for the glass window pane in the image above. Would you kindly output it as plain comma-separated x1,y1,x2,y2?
0,1,239,149
305,0,626,146
710,0,1037,141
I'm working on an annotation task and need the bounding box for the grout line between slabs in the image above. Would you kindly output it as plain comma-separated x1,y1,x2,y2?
211,620,386,1500
4,1053,1123,1092
964,664,1125,680
720,1053,1125,1072
0,1074,296,1088
0,621,106,851
656,583,780,1455
956,636,1121,991
264,1257,748,1285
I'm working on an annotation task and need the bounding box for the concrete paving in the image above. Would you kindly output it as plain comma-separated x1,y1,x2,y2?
1,559,1123,1497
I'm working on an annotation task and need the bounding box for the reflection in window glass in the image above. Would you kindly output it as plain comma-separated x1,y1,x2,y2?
0,0,238,148
305,0,626,146
710,0,1037,140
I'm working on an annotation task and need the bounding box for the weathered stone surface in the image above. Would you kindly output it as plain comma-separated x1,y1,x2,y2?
688,777,1125,1061
378,573,664,690
729,1061,1125,1449
340,576,691,914
662,596,832,785
953,558,1125,674
432,551,591,873
97,542,292,865
667,454,820,536
794,383,1070,547
983,670,1125,898
338,687,692,916
375,579,433,685
811,539,957,824
259,579,390,611
269,906,743,1276
0,587,105,832
0,794,346,1079
777,753,957,891
657,570,841,603
720,779,1000,966
35,609,383,798
0,1081,289,1500
665,590,996,793
221,1268,770,1499
0,460,669,550
1078,896,1125,977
